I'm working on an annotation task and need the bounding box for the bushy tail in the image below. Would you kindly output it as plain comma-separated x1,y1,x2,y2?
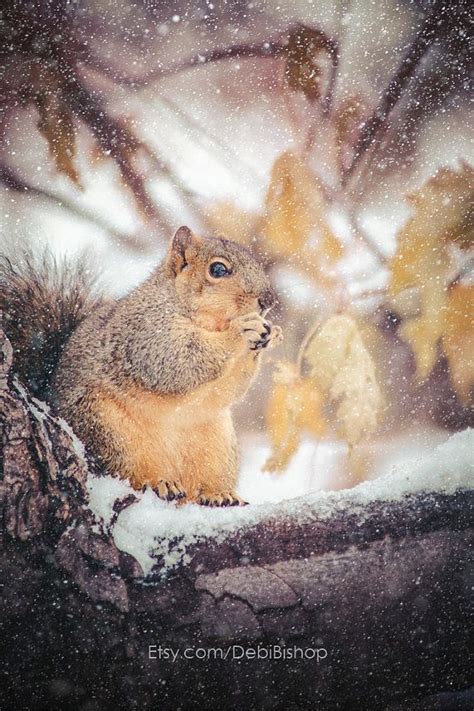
0,252,100,399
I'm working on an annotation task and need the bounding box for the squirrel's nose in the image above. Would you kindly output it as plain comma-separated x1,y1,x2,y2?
258,288,276,312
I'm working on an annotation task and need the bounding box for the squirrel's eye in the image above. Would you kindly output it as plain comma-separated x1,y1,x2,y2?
209,262,230,278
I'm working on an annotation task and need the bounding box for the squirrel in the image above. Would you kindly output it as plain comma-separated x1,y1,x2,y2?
0,226,282,506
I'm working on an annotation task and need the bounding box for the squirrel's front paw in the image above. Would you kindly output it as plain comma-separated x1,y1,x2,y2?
231,312,282,351
151,479,187,502
265,324,283,350
195,491,248,507
248,319,283,351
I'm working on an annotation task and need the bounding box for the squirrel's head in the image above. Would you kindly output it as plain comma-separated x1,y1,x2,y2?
166,226,276,330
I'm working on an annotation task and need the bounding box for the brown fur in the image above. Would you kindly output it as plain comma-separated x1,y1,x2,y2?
0,251,99,398
2,227,282,506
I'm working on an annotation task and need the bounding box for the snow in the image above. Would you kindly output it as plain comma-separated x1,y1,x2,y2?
351,428,473,502
3,0,471,583
15,380,89,463
87,428,473,577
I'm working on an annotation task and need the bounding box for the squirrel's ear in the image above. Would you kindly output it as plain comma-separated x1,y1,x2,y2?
168,226,202,274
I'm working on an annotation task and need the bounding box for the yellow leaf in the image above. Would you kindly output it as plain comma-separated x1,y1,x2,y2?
265,361,325,472
261,151,343,274
305,314,382,445
408,164,473,249
442,285,474,404
32,64,80,185
389,164,473,378
284,24,328,101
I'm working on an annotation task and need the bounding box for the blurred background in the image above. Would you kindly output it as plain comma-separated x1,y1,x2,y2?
1,0,472,501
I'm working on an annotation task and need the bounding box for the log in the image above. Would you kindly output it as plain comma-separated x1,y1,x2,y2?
0,324,472,710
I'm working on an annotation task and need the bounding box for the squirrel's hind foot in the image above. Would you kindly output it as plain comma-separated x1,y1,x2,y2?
150,479,187,502
195,491,248,507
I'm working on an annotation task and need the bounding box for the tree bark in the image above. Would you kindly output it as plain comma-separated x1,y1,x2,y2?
0,324,472,710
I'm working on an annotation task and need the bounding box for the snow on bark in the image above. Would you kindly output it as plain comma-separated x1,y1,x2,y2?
1,324,472,709
86,427,473,576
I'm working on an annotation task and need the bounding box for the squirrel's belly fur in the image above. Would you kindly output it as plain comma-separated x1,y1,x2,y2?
92,385,237,497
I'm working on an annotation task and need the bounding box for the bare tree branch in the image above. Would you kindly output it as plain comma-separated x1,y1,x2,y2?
342,0,452,186
0,165,154,252
87,23,339,91
86,39,286,87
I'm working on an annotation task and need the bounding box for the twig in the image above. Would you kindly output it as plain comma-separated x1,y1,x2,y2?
57,66,168,228
77,64,221,230
352,286,388,302
296,314,325,376
86,23,340,91
322,41,339,118
349,211,388,266
302,44,339,154
342,0,449,186
0,166,145,252
87,39,286,88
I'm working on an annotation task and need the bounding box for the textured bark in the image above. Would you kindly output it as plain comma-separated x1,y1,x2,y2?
0,324,472,710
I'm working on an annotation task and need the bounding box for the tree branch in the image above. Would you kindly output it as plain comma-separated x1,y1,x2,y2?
87,24,339,90
342,0,451,185
0,165,149,252
1,324,472,708
86,39,286,87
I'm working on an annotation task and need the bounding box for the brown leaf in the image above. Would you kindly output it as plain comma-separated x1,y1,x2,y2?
334,96,365,149
284,25,328,101
407,163,473,249
334,95,366,172
32,64,80,185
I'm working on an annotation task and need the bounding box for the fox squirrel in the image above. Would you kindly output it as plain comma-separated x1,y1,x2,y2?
1,227,282,506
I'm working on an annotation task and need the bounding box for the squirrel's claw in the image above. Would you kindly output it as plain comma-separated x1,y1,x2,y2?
267,324,283,349
249,321,270,350
195,491,248,507
234,312,282,351
251,323,283,351
152,479,187,502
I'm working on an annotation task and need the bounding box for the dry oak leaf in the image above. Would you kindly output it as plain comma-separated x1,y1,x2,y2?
284,24,329,101
265,361,326,472
305,314,382,445
261,151,343,272
389,164,473,379
442,284,474,404
31,64,80,185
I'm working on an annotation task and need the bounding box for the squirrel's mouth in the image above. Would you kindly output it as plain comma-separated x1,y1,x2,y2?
233,298,276,319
